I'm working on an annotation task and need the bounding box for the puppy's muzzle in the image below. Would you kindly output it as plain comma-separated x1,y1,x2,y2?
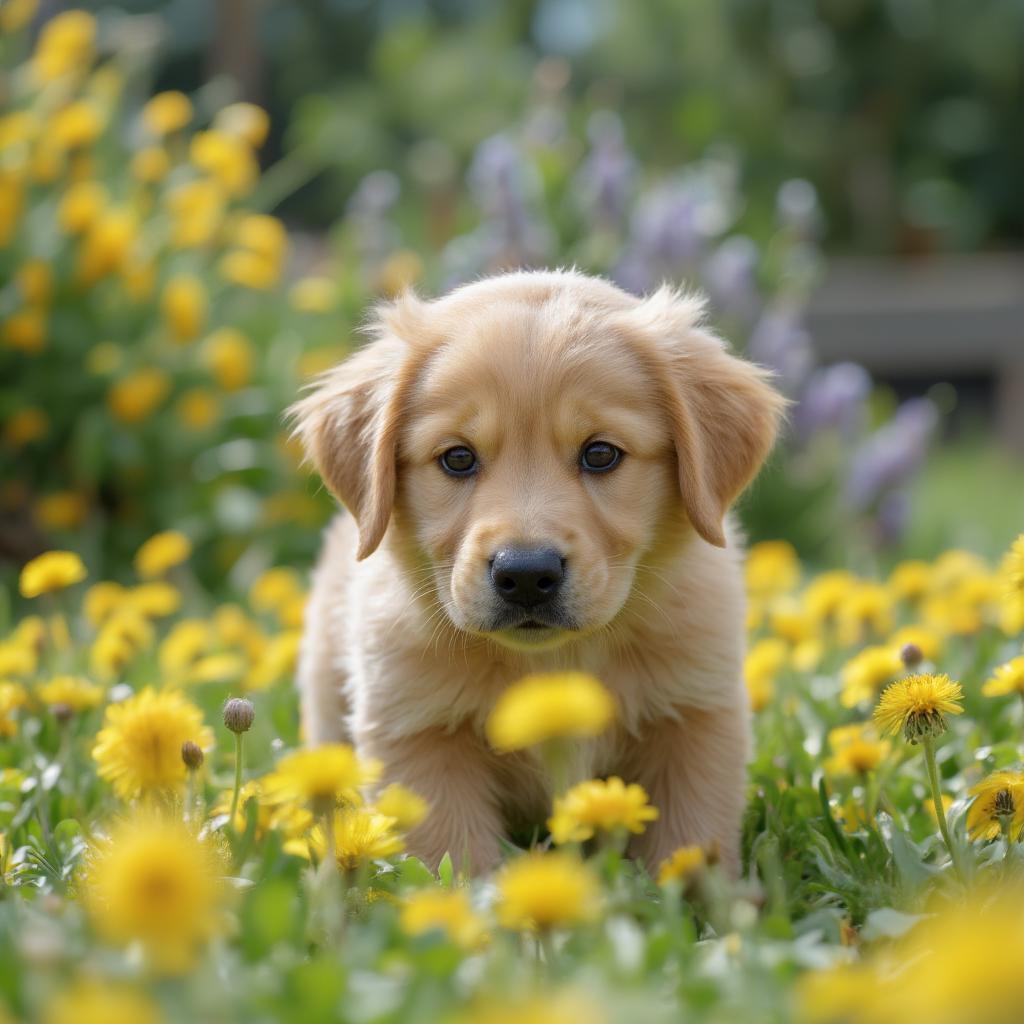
490,546,564,609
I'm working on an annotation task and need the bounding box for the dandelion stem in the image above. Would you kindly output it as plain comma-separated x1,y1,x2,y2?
922,735,964,882
228,731,244,828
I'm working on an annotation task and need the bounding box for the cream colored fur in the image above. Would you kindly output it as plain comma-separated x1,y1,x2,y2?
291,269,785,875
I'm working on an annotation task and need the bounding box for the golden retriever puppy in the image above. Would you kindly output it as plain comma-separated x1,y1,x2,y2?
291,269,784,875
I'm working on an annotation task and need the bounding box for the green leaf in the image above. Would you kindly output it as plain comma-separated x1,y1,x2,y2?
887,819,936,892
861,907,924,942
396,856,435,889
437,851,454,887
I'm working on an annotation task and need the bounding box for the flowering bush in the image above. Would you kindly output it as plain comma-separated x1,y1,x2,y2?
0,10,350,579
0,529,1021,1021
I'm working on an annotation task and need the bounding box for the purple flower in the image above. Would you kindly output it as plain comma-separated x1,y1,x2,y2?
574,111,637,228
794,362,872,440
443,134,551,281
746,305,814,395
703,235,760,322
845,398,939,511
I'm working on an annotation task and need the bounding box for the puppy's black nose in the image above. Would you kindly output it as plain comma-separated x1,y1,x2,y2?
490,547,564,608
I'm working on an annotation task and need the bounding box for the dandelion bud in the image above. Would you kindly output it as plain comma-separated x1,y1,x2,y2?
181,740,204,770
900,642,923,668
51,702,74,725
223,697,254,734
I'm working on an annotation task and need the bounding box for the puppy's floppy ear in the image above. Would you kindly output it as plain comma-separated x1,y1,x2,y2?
621,286,787,548
288,291,429,560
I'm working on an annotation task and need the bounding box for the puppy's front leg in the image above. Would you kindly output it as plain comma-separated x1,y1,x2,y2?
624,701,750,877
364,723,503,876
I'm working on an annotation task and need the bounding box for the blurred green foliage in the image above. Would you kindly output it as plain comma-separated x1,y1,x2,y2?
73,0,1024,253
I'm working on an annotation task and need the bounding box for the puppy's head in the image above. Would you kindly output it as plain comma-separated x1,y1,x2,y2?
292,271,785,651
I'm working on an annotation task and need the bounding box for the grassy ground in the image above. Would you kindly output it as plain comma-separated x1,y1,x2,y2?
1,535,1023,1022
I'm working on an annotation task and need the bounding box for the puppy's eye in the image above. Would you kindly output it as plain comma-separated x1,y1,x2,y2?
580,441,622,473
440,446,478,477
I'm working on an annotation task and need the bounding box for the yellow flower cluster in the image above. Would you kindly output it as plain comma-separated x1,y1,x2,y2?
0,9,345,550
743,535,1023,713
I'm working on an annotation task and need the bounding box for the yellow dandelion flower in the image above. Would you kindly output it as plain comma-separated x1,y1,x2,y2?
374,783,429,830
141,91,193,135
219,249,278,290
983,657,1024,698
245,630,301,690
13,615,46,652
745,637,788,691
31,10,96,83
262,743,379,810
58,180,107,234
50,101,103,148
657,844,706,886
486,672,615,752
76,207,136,283
92,688,213,799
3,308,47,354
797,962,883,1024
803,570,858,625
824,723,891,777
0,642,36,678
89,628,135,681
0,171,23,246
276,594,307,631
80,810,230,972
300,806,403,869
400,888,487,950
235,213,287,261
107,367,170,424
19,550,87,598
166,178,224,248
187,653,246,685
43,978,161,1024
158,620,212,678
1003,534,1024,599
873,673,963,744
837,583,893,646
16,261,53,306
34,491,89,531
129,581,182,618
0,682,29,719
840,645,904,708
888,560,933,603
745,672,775,714
130,145,171,183
3,407,49,447
36,675,103,712
134,530,191,579
249,567,303,614
0,0,37,33
548,776,659,844
289,276,338,313
161,275,207,343
966,770,1024,841
213,102,270,147
496,852,600,931
745,540,801,599
175,388,220,430
189,130,257,195
769,599,817,645
202,327,252,391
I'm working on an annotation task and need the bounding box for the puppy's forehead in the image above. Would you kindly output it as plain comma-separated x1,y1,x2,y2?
411,300,649,410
